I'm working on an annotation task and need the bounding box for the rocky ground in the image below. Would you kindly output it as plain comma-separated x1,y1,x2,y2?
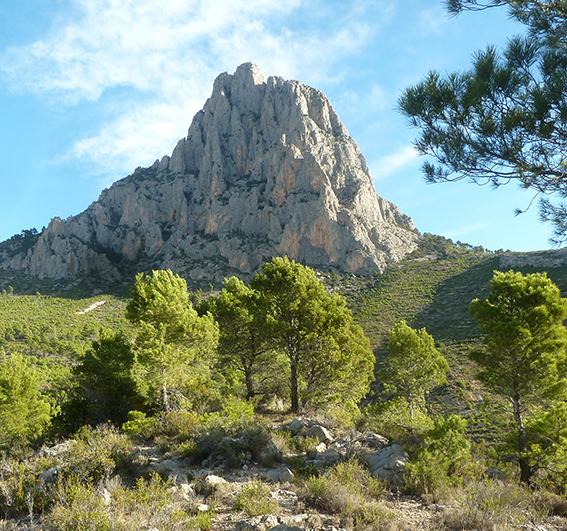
3,417,567,531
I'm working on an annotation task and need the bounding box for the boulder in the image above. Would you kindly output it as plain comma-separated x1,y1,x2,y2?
235,515,280,531
484,467,505,480
259,440,282,467
195,474,228,496
312,448,341,468
364,444,409,485
38,440,77,459
266,466,294,483
278,467,294,483
305,425,332,444
156,457,188,484
287,418,306,436
39,467,62,484
329,431,389,460
178,483,196,500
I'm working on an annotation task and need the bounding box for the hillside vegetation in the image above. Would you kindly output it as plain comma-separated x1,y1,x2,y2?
2,241,567,529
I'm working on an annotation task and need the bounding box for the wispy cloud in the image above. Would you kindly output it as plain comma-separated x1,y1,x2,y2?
0,0,379,178
371,145,420,179
442,222,490,240
416,6,450,36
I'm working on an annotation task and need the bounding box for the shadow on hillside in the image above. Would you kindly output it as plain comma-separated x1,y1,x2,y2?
0,269,132,299
413,256,567,342
412,257,498,342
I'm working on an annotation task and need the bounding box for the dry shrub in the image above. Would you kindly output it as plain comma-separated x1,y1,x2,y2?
305,460,394,529
433,479,533,531
0,452,58,518
65,424,135,482
531,489,567,517
46,472,214,531
234,480,279,516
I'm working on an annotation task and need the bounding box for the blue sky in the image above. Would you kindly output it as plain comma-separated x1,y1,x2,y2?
0,0,553,252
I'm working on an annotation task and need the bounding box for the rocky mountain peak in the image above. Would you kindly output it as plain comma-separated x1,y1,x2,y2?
0,64,419,288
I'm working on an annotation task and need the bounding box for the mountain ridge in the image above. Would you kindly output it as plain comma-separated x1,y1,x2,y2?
0,63,417,290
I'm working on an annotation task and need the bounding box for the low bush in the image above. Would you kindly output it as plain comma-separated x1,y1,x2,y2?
122,410,200,441
532,489,567,517
47,472,213,531
405,415,481,501
0,452,58,518
65,424,135,482
182,398,271,468
234,480,279,516
435,479,533,531
305,459,392,528
47,476,110,531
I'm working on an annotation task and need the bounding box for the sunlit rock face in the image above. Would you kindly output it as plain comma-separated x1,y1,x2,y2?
1,63,418,283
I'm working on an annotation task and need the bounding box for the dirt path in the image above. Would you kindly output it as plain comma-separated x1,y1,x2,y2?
76,300,107,314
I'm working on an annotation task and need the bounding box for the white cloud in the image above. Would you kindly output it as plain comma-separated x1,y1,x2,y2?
416,6,450,36
372,145,420,179
0,0,381,178
442,222,490,240
68,99,202,176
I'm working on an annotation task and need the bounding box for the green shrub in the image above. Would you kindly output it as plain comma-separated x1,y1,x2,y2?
121,411,163,440
322,399,365,428
216,427,269,469
122,410,200,441
405,415,479,501
235,480,279,516
366,396,435,444
305,460,391,527
47,476,111,531
200,396,256,434
188,511,214,531
65,424,135,482
113,473,174,511
183,398,269,468
0,452,57,518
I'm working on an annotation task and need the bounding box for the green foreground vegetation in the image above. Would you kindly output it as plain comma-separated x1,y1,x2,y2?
1,239,567,528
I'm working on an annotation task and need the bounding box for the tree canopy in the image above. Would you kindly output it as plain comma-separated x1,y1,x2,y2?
66,330,143,429
0,353,51,448
126,270,218,412
202,276,285,400
250,257,375,412
470,270,567,484
399,1,567,243
382,320,449,420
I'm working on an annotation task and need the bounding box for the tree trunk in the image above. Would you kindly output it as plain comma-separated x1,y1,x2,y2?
245,370,255,400
512,395,532,485
162,385,170,413
290,361,299,413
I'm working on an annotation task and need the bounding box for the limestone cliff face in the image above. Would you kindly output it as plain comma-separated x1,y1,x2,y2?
1,63,418,284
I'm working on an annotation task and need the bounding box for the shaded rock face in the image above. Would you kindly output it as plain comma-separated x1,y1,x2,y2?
1,63,418,285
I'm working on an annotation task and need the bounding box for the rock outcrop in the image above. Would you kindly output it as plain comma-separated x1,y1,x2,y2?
0,63,418,286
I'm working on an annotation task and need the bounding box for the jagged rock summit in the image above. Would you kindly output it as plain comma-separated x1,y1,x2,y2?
1,63,418,286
